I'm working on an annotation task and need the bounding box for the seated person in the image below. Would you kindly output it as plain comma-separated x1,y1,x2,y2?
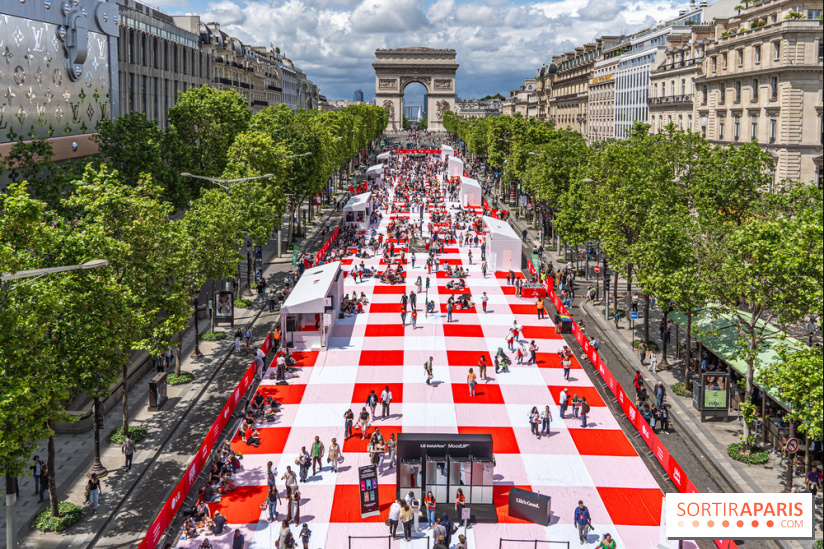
209,510,227,535
426,300,436,313
356,301,364,314
359,292,369,304
201,483,220,503
244,422,261,447
182,516,198,540
221,471,237,493
195,500,211,521
458,294,474,309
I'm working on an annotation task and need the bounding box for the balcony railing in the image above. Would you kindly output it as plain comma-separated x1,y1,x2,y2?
648,94,694,105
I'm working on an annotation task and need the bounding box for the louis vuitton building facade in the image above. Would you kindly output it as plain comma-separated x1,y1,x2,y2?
1,0,119,160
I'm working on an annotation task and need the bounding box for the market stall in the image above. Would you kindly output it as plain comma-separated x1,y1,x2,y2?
342,192,373,231
366,163,384,185
377,151,391,164
483,215,522,273
280,261,344,349
447,156,464,179
459,176,483,207
440,144,454,161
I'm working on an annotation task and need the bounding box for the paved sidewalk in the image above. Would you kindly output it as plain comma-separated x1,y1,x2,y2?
1,191,351,549
469,159,820,549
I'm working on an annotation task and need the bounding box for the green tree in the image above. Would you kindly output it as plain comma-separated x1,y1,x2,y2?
759,344,823,441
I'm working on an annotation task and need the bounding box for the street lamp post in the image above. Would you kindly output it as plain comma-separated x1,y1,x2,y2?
246,241,253,297
2,259,108,549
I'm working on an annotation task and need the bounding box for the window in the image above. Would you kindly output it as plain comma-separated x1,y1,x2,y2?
702,84,708,105
769,118,776,142
754,44,761,64
773,41,780,60
808,9,822,19
735,81,742,102
737,49,743,66
751,122,758,141
819,40,823,59
722,52,728,70
719,86,725,105
681,79,685,95
719,121,725,140
688,114,693,129
711,56,717,72
734,119,740,141
770,76,778,99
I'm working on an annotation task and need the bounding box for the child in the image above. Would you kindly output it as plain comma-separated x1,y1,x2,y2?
571,394,580,419
300,523,312,549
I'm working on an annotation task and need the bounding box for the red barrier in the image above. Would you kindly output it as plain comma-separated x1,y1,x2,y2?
544,284,738,549
316,225,341,265
138,333,272,549
397,149,442,154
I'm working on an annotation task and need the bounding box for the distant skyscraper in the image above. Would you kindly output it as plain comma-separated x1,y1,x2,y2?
422,93,428,117
353,89,364,102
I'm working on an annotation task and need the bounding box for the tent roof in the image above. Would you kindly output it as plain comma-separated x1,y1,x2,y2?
460,176,481,189
483,216,520,242
377,151,391,160
669,308,804,410
281,262,341,315
366,164,384,175
343,192,372,211
448,156,464,167
441,145,454,152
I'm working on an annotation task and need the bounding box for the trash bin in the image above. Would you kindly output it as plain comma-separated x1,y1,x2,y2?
559,315,573,334
148,372,168,411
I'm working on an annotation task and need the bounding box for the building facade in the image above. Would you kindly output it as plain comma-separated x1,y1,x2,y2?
502,79,537,118
454,100,503,118
587,44,623,141
117,1,210,127
353,89,364,102
695,0,823,185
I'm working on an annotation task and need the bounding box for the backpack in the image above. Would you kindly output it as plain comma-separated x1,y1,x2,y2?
582,402,590,414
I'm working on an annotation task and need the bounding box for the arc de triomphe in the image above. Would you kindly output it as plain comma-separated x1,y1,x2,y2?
373,48,459,132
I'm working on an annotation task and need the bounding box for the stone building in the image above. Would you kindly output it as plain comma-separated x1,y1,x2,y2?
117,1,210,127
454,99,503,118
695,0,823,185
502,79,537,118
587,42,625,141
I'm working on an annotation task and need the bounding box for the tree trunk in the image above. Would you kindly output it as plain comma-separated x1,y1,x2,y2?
685,311,692,386
122,362,129,437
192,295,202,357
288,202,296,244
644,294,650,344
612,271,619,317
47,427,58,517
210,279,216,332
626,264,633,314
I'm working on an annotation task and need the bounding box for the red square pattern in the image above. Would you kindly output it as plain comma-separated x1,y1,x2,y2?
597,487,663,526
492,485,535,523
509,304,538,315
495,272,525,279
458,427,520,454
342,425,403,453
257,384,307,405
439,304,478,314
547,385,605,407
451,382,504,405
370,303,403,313
290,351,319,367
535,353,581,369
352,383,404,405
521,326,557,340
329,484,400,523
207,485,269,524
359,350,404,366
446,350,492,367
437,286,472,295
569,429,639,457
442,324,485,338
372,286,409,295
230,426,291,455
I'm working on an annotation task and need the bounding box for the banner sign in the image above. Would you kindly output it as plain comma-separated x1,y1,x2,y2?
396,149,442,154
542,282,739,549
358,464,381,518
316,225,341,265
138,333,272,549
508,487,551,525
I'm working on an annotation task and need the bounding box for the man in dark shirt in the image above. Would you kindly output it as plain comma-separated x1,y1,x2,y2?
232,528,245,549
210,511,226,535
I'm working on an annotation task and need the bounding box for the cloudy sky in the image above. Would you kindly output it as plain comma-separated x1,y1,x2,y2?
154,0,691,102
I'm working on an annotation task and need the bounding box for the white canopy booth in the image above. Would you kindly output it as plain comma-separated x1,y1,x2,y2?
459,177,483,207
366,163,384,185
483,216,522,273
440,144,454,161
377,151,391,164
281,261,344,349
447,156,464,178
342,192,373,230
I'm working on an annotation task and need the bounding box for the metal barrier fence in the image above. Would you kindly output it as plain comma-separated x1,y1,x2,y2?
348,535,431,549
498,540,570,549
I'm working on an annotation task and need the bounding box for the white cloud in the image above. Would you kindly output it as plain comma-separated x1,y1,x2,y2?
156,0,692,101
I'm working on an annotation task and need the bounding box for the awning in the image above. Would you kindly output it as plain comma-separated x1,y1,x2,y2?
377,151,391,161
460,176,481,190
343,192,372,212
669,308,803,410
483,216,520,242
447,156,464,177
281,262,342,315
366,164,384,176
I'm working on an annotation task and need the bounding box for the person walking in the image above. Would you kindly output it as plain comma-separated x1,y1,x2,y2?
655,382,666,411
478,355,488,381
424,491,437,528
356,407,371,439
343,409,354,439
87,473,102,514
401,303,407,326
328,438,343,473
454,487,466,522
560,388,569,418
310,436,325,476
649,351,658,373
574,500,593,545
266,485,282,522
244,326,253,354
580,397,590,427
287,488,301,525
299,523,312,549
30,456,42,496
537,297,546,319
446,300,453,323
281,466,298,498
400,501,415,541
481,261,487,278
482,292,488,313
121,431,136,471
541,405,552,436
506,329,515,351
425,356,434,385
638,342,647,366
297,447,310,482
529,406,541,438
380,386,393,418
562,356,572,380
411,308,418,328
38,464,49,503
234,328,243,352
467,368,477,397
366,389,379,419
389,499,402,538
529,340,538,364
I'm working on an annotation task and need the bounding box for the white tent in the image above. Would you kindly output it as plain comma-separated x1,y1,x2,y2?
377,151,391,163
447,156,464,178
459,177,483,207
440,144,454,161
342,192,373,230
483,216,522,273
366,163,384,184
281,261,344,349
